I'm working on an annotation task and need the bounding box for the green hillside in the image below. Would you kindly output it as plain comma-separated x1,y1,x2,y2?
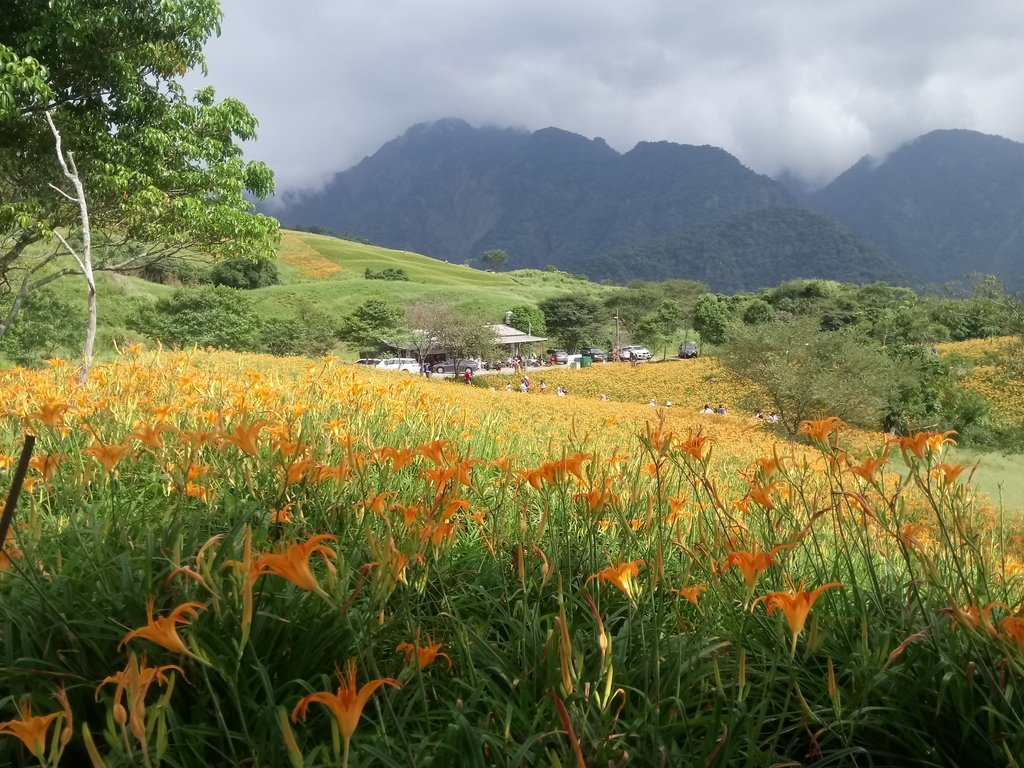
260,230,615,320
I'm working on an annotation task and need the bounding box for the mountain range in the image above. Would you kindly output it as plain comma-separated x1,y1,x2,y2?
272,118,1024,292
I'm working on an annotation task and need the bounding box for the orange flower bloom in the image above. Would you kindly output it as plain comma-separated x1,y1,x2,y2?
848,451,889,483
754,582,843,655
0,691,72,761
931,463,972,487
254,534,338,596
798,417,846,445
220,419,270,456
589,560,645,602
674,583,707,606
396,639,452,670
680,430,715,461
999,615,1024,651
120,597,206,656
29,401,70,428
96,653,182,748
722,545,792,590
291,659,401,764
29,453,65,480
372,445,417,471
127,422,174,450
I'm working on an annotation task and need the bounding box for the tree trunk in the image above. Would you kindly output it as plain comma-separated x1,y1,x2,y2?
45,111,96,384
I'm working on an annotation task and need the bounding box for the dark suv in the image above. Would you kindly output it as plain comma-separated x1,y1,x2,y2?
579,347,608,362
678,342,700,359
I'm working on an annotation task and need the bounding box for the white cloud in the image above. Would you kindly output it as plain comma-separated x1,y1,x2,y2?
189,0,1024,192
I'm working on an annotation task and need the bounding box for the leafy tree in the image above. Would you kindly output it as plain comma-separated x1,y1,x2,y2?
720,318,900,432
210,257,279,289
0,1,278,364
129,286,264,352
693,294,733,345
0,288,83,365
261,303,336,357
481,249,508,269
538,294,606,352
742,299,774,325
635,300,684,359
337,299,406,354
505,304,546,336
404,302,496,361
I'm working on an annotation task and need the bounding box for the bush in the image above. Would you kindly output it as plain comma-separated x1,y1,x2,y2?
209,257,279,289
129,286,264,351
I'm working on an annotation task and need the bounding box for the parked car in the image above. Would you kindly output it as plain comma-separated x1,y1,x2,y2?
579,346,608,362
431,359,484,374
375,357,419,373
545,349,569,364
355,358,382,366
678,342,700,359
619,345,651,361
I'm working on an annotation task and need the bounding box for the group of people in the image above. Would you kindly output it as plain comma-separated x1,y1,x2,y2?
698,403,780,422
497,376,566,396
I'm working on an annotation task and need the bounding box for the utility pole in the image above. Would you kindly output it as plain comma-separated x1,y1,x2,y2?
613,315,620,361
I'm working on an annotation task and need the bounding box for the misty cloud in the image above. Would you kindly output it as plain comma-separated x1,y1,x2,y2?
192,0,1024,192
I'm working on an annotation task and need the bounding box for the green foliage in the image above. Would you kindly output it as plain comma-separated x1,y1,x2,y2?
537,293,606,352
210,257,280,289
337,299,406,354
480,249,508,269
583,208,905,291
634,300,685,359
720,318,900,431
505,304,546,335
0,0,279,344
130,286,264,352
364,267,409,281
0,288,83,365
742,298,774,325
693,294,733,345
261,302,336,357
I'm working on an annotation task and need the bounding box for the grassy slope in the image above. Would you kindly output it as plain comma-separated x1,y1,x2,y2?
259,230,615,321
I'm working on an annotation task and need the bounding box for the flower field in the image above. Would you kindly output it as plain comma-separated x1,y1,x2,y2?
1,349,1023,767
937,337,1024,426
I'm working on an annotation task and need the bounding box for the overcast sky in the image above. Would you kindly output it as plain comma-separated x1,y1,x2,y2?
193,0,1024,194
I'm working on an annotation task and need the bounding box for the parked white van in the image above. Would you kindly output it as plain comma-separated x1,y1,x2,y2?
375,357,419,373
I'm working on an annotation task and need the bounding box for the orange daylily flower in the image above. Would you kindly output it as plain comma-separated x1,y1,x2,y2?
674,583,707,606
754,582,843,655
722,544,793,589
29,401,70,428
589,560,645,602
890,430,957,460
220,419,270,456
999,615,1024,651
253,534,338,596
848,451,889,483
97,653,183,749
396,639,452,670
120,597,206,656
941,601,1007,633
419,439,455,467
798,417,846,445
746,482,777,510
575,487,619,515
127,422,174,450
363,492,397,516
291,658,401,765
0,539,21,573
680,430,715,461
29,453,65,480
0,691,72,761
372,445,417,471
931,463,972,487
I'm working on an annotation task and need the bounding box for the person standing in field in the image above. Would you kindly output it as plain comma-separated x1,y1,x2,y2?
463,367,473,385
